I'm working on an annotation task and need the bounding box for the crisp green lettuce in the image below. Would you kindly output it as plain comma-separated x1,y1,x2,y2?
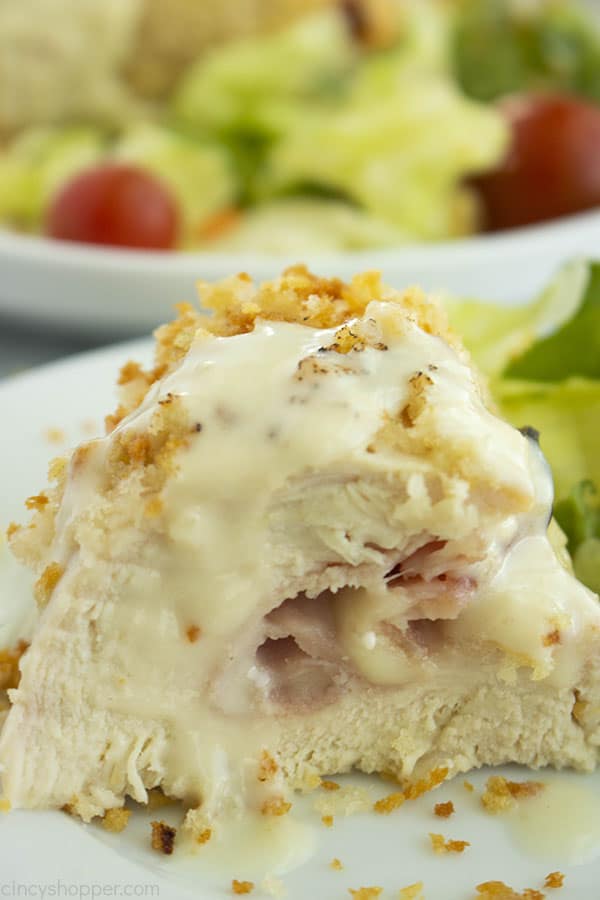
453,0,600,103
446,259,600,593
0,126,105,229
172,2,507,239
555,482,600,593
506,262,600,381
493,376,600,501
172,9,356,140
265,51,508,239
445,259,588,377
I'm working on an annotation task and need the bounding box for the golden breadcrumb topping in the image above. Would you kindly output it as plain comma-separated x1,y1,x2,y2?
8,266,465,600
101,807,131,833
33,562,64,608
257,751,278,783
476,882,545,899
321,814,334,827
429,833,470,854
481,776,544,814
399,884,425,900
150,820,176,855
374,791,405,815
196,827,212,845
186,624,202,643
405,767,450,800
261,796,291,816
544,872,564,889
232,879,254,895
330,858,344,871
321,779,341,792
348,888,383,899
25,493,49,511
374,766,449,814
120,265,458,434
434,801,454,818
0,640,28,691
464,781,475,793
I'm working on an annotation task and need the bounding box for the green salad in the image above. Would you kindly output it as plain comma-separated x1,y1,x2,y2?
447,259,600,593
2,0,600,251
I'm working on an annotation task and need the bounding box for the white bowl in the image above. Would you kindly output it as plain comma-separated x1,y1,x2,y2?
2,209,600,336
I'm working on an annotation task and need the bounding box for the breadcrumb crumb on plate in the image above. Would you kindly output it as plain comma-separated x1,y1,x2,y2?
475,881,545,899
481,777,545,814
434,801,454,819
231,880,254,895
399,883,425,900
150,820,176,855
428,833,470,855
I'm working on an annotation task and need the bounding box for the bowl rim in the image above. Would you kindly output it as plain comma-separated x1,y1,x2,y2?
2,207,600,274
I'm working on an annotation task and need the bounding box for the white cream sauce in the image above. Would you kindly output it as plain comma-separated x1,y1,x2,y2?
507,776,600,864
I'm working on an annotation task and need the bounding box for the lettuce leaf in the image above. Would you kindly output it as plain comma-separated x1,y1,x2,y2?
505,262,600,381
453,0,600,103
445,259,588,377
0,126,105,229
493,377,600,502
554,482,600,593
446,258,600,593
265,52,508,239
172,9,356,141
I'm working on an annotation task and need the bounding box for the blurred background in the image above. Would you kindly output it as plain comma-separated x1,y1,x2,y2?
2,0,600,368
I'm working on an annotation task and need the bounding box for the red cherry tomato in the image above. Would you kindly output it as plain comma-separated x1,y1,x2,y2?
46,163,179,250
472,93,600,231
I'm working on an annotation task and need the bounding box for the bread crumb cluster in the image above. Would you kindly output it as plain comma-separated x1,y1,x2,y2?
348,888,382,899
481,776,544,814
257,750,279,783
399,883,425,900
543,872,565,889
232,879,254,895
433,800,454,818
101,807,131,833
261,796,292,817
0,639,28,691
321,779,340,792
428,832,470,854
374,766,449,815
150,819,176,855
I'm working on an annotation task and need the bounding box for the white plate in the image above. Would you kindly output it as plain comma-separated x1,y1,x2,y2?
2,344,600,900
3,209,600,337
